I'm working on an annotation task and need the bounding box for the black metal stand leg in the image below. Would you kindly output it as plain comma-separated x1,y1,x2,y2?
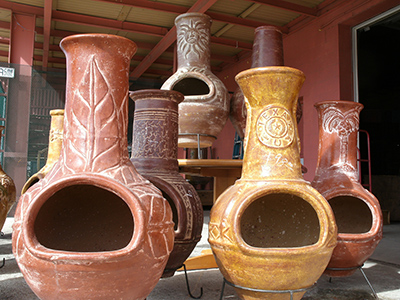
359,267,378,299
326,265,378,299
0,231,4,268
219,279,226,300
183,264,203,299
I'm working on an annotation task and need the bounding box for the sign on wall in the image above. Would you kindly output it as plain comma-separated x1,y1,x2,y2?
0,67,15,78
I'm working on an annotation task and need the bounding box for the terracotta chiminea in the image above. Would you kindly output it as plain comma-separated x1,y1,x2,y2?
0,126,16,232
12,34,174,300
230,25,284,139
209,67,337,300
22,109,64,194
130,89,203,278
161,12,230,148
312,100,383,277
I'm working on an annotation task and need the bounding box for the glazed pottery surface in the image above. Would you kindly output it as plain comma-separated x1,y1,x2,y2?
0,126,16,232
230,26,284,139
312,100,382,277
209,67,337,300
22,109,64,194
161,12,230,148
130,89,203,277
12,34,174,300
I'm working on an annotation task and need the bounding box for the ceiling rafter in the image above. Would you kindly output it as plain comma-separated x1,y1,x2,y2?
94,0,283,31
245,0,318,17
130,0,219,79
42,0,53,69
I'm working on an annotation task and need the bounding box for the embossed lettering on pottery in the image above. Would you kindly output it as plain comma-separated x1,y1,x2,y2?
178,19,208,59
322,106,361,167
257,106,294,148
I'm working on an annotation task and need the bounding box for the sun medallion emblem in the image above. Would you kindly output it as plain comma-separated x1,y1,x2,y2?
256,106,294,148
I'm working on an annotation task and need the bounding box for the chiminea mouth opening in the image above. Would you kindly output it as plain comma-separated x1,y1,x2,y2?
33,184,134,252
161,191,178,231
240,193,320,248
172,77,210,96
329,196,373,234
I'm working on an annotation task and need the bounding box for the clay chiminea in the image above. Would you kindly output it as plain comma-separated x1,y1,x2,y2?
161,12,230,148
209,67,337,300
0,126,16,232
312,100,382,277
12,34,174,300
129,89,203,278
22,109,64,194
230,26,284,139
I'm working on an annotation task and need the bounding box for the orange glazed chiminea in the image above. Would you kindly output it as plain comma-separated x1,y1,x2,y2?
209,66,337,300
312,100,382,277
12,34,174,300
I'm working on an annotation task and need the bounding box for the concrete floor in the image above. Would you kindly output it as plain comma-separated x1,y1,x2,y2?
1,210,400,300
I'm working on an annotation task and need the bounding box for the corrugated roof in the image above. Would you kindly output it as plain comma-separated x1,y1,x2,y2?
0,0,329,80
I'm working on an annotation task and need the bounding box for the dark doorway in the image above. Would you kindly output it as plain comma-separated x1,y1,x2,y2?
356,10,400,220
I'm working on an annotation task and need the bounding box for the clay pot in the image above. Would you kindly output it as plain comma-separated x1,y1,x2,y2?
129,89,203,277
161,12,230,148
12,34,174,300
209,67,337,300
22,109,64,194
312,100,382,277
0,126,16,232
230,26,284,139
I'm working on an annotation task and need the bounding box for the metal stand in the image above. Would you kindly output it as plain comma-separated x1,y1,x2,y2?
182,264,203,299
179,133,216,159
327,265,378,299
219,278,315,300
0,231,4,268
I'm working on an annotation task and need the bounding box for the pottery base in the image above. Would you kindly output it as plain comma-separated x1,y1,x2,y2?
234,286,306,300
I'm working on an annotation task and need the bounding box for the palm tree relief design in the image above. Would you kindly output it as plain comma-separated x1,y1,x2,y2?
322,106,362,172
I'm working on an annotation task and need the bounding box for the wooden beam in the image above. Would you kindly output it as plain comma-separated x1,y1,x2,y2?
51,10,168,37
245,0,318,17
42,0,53,69
130,0,220,79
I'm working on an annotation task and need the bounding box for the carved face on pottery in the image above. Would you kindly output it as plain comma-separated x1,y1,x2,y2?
178,19,208,59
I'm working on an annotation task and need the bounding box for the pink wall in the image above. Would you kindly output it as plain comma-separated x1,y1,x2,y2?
214,0,399,181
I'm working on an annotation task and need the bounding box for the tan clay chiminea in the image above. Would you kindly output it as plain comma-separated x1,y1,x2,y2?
230,26,284,139
130,89,203,278
22,109,64,194
161,12,230,148
209,67,337,300
0,126,16,232
312,100,382,277
12,34,174,300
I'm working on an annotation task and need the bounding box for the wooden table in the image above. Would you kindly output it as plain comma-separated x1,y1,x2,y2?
178,159,242,203
178,159,242,271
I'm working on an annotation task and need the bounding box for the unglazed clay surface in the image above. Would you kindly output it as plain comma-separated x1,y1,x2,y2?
12,34,174,300
130,89,203,277
312,100,382,277
162,13,229,148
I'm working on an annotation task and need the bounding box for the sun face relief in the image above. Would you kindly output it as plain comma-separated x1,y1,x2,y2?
178,19,209,59
256,106,294,148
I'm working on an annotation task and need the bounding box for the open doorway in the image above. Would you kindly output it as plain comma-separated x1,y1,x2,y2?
353,6,400,221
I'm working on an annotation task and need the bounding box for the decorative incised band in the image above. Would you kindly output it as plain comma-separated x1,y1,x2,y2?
256,106,294,148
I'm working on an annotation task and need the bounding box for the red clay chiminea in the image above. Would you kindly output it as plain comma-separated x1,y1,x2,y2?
130,89,203,278
12,34,174,300
312,100,383,277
